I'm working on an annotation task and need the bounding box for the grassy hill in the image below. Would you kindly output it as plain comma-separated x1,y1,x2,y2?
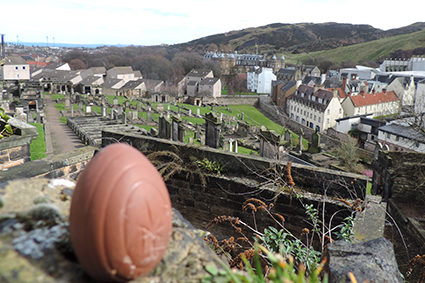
175,22,425,66
285,28,425,65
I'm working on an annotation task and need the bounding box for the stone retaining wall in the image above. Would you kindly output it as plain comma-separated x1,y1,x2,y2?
202,96,258,106
101,129,369,199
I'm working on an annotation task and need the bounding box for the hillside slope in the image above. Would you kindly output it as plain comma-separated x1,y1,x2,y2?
176,22,425,56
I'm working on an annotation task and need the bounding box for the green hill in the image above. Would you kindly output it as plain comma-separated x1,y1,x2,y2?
285,28,425,65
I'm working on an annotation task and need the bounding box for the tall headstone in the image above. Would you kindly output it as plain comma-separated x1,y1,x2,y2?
196,108,201,116
137,101,142,111
171,115,184,142
157,104,164,112
188,109,192,116
71,104,74,117
308,129,321,153
236,121,249,137
132,110,138,120
158,115,172,140
113,96,119,106
85,104,92,114
122,112,127,125
204,112,222,149
64,95,71,109
117,105,123,116
101,106,107,117
259,126,280,159
146,111,152,123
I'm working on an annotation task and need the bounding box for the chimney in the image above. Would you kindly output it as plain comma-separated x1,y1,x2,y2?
372,89,376,95
360,90,365,98
296,79,302,89
342,77,347,90
383,88,387,94
332,88,338,98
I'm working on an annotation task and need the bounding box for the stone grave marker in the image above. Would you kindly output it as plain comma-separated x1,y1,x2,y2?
204,112,222,149
132,110,138,120
146,111,152,123
157,104,164,112
64,95,71,109
113,97,119,106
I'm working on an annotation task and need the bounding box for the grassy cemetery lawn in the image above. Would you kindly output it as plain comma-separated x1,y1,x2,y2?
29,123,47,160
47,93,308,154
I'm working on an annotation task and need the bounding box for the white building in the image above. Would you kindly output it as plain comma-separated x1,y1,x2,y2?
247,67,276,94
287,85,343,132
341,90,400,118
377,119,425,152
0,56,30,80
339,65,377,84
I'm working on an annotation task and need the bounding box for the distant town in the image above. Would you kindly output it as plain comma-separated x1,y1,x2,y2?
2,38,425,154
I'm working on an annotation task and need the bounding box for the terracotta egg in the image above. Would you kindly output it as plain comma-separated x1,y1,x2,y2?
69,143,172,282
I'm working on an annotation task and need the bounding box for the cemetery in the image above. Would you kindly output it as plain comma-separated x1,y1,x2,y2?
0,90,423,282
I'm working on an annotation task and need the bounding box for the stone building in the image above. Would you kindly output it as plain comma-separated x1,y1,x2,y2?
0,56,30,80
203,51,285,75
287,85,343,132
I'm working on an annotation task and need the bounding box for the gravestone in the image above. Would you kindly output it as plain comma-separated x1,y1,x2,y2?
27,113,34,123
172,115,182,142
167,105,171,111
122,112,127,125
64,95,71,109
75,94,81,104
132,110,138,120
236,121,249,137
113,97,119,106
150,128,158,137
158,115,172,140
117,105,123,116
204,112,222,149
308,129,321,153
124,100,130,110
297,128,304,152
241,112,245,121
188,137,194,144
78,102,84,110
259,126,280,159
194,131,200,140
18,113,27,122
137,101,142,111
146,111,152,123
188,109,192,116
101,106,107,117
85,104,92,114
71,104,74,117
157,104,164,112
196,108,201,116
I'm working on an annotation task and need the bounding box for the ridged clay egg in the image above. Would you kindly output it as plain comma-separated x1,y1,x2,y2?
69,143,172,282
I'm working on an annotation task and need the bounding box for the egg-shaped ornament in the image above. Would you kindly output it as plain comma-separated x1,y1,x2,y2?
69,143,172,282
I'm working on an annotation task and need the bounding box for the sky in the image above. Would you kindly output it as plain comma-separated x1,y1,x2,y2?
1,0,424,47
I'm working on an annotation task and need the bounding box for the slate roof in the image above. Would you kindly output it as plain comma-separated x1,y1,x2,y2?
121,79,145,89
110,66,133,74
327,87,346,99
281,81,296,92
379,123,425,142
292,85,333,111
200,78,220,86
80,75,103,85
349,91,399,107
186,69,212,77
102,78,124,88
89,67,106,75
1,56,27,65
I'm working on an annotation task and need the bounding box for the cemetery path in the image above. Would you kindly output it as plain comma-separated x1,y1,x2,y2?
43,96,85,155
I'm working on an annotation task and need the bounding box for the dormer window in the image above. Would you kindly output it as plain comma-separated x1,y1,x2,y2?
301,93,304,97
318,98,322,103
312,96,316,101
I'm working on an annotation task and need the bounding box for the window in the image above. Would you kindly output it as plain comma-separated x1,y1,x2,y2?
310,113,312,119
316,125,320,132
310,123,314,129
318,117,321,123
339,108,342,114
15,66,18,70
396,136,400,141
301,93,304,97
318,98,322,103
314,115,316,121
23,66,26,70
296,116,300,122
327,109,330,115
312,96,316,101
291,113,294,119
302,118,305,125
304,110,306,116
386,133,391,139
327,118,330,124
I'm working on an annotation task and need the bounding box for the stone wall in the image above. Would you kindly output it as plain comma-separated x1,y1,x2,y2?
0,146,96,183
101,129,369,199
373,150,425,202
0,117,38,170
